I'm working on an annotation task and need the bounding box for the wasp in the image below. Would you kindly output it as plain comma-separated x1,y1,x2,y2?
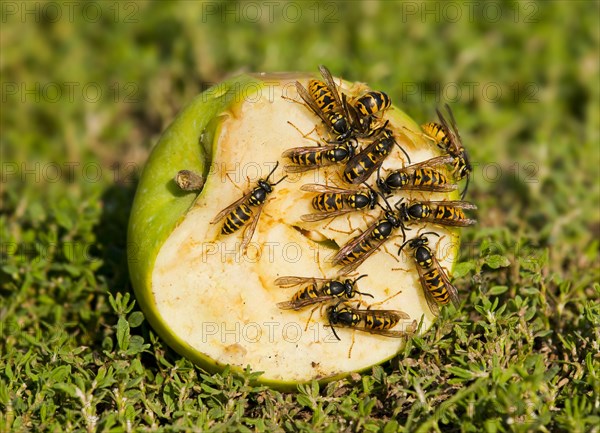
282,140,356,173
299,183,378,222
398,232,459,316
398,199,477,227
327,302,412,341
376,156,457,195
343,128,411,185
421,104,472,199
211,162,286,251
332,196,407,275
350,90,392,135
295,65,354,142
275,274,371,310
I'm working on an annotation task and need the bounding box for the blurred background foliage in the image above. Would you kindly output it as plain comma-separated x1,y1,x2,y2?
2,0,598,244
1,1,599,431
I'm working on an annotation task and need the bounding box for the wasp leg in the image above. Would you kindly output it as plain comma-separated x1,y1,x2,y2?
347,330,357,359
382,243,400,263
304,305,320,332
224,172,248,194
401,126,436,144
328,226,355,235
367,289,403,308
286,120,322,145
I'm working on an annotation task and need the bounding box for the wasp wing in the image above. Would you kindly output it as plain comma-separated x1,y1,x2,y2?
300,183,357,194
277,295,335,311
396,183,457,193
414,263,441,317
443,103,464,146
414,216,477,227
354,308,411,321
295,81,333,126
240,204,263,253
404,155,455,171
210,190,254,224
336,233,396,275
436,105,463,156
301,208,358,222
431,256,460,308
318,64,345,110
417,200,477,210
343,139,388,185
355,328,412,338
331,218,380,265
274,276,330,288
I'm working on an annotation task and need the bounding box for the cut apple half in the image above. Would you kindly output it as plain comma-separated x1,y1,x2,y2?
128,72,461,389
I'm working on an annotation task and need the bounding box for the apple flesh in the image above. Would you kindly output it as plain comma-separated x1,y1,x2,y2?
128,73,460,389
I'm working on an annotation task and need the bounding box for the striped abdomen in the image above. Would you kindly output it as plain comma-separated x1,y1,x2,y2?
312,193,344,212
433,205,466,222
355,91,391,117
308,80,336,113
422,122,451,151
291,284,320,303
338,220,393,265
422,269,451,305
412,168,450,188
343,137,394,183
289,150,325,167
222,204,253,235
364,313,400,331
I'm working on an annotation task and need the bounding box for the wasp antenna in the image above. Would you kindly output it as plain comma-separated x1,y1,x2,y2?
273,175,288,186
353,274,368,284
397,237,413,255
399,221,408,243
362,181,378,197
266,161,280,180
330,321,341,341
378,191,394,212
394,141,412,164
355,290,374,299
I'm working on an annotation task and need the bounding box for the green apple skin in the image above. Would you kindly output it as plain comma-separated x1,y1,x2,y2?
128,74,460,391
128,75,262,374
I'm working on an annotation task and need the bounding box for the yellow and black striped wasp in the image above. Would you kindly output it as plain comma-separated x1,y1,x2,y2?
299,183,378,222
275,274,371,310
421,104,472,199
332,195,407,275
345,90,392,137
295,65,354,143
342,128,411,185
211,162,286,251
342,90,392,138
398,232,459,316
398,199,477,227
282,140,356,173
327,301,412,341
376,156,457,195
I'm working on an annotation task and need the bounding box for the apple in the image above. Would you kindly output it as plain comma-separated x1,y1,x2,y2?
127,72,461,390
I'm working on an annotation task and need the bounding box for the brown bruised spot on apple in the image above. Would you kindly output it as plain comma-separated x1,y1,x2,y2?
129,73,461,388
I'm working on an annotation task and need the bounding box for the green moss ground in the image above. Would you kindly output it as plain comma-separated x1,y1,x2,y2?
1,1,599,431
